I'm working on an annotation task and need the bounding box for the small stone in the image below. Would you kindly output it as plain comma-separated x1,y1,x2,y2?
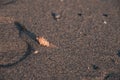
92,65,99,70
34,50,39,54
52,13,61,21
117,50,120,57
104,73,120,80
78,13,82,16
88,67,90,70
80,32,82,34
103,13,108,17
104,21,107,24
55,14,61,19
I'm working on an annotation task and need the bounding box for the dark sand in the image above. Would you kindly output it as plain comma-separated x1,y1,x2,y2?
0,0,120,80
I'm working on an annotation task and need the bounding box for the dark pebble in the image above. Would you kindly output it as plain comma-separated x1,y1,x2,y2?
104,73,120,80
52,13,61,20
103,13,108,17
78,13,82,16
117,50,120,57
92,64,99,70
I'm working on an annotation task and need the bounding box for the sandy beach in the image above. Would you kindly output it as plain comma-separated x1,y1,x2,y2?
0,0,120,80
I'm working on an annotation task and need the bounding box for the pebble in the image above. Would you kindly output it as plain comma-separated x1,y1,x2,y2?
55,14,61,20
92,65,99,70
104,21,107,24
103,13,108,17
78,13,82,16
117,50,120,57
34,50,39,54
52,13,61,21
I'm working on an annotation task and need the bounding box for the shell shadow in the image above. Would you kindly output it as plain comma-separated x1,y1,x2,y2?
0,42,33,68
14,21,38,43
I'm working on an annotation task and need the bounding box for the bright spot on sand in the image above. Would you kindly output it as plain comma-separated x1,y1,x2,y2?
104,21,107,24
34,50,39,54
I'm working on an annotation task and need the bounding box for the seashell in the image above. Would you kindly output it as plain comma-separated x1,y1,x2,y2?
36,36,57,48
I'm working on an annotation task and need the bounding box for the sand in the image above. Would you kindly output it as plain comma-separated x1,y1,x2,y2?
0,0,120,80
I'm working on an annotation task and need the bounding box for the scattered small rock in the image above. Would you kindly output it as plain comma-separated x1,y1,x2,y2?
52,13,61,21
78,13,82,16
117,50,120,57
92,64,99,70
103,13,108,17
80,32,83,35
34,50,39,54
55,14,60,19
104,73,120,80
104,21,107,24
